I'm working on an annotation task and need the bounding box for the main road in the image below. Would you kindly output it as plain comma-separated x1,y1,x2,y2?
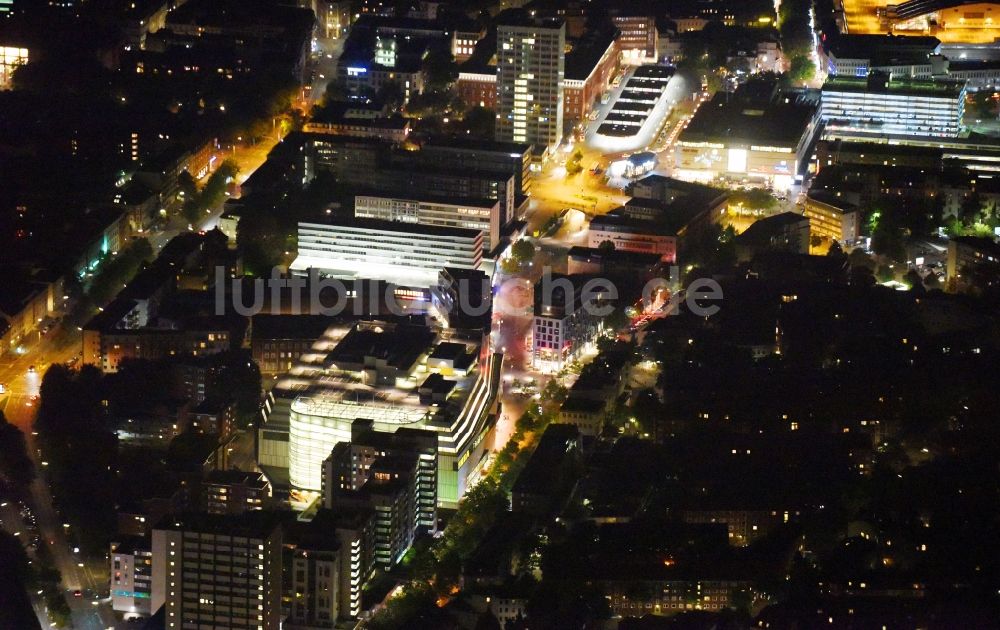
2,383,116,630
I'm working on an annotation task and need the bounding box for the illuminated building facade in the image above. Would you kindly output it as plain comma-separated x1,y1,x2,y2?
271,320,501,508
612,13,658,64
563,26,619,126
291,217,484,289
803,191,861,243
110,539,154,617
151,514,283,630
587,212,677,262
496,17,565,158
674,80,819,190
354,194,503,251
821,72,966,138
532,274,607,370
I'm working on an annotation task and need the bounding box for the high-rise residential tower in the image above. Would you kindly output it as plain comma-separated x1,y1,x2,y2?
496,15,565,158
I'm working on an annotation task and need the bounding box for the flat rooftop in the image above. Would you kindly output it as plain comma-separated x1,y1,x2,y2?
823,74,964,98
325,323,435,372
679,89,817,148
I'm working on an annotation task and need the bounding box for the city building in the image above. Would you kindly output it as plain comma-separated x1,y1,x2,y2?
251,315,340,376
420,137,533,199
202,470,271,515
188,397,236,440
296,506,377,620
563,25,619,127
431,267,492,330
0,268,63,355
946,235,1000,285
82,312,245,373
457,67,497,109
110,538,154,617
734,212,811,262
611,13,657,64
682,509,800,546
817,133,1000,176
0,42,28,89
557,396,608,437
452,26,485,62
151,513,283,630
821,72,966,138
291,217,484,289
675,79,820,190
322,419,438,536
261,319,502,508
532,274,608,369
803,190,861,243
323,421,437,567
495,15,566,158
303,113,410,143
821,34,942,78
287,533,340,629
586,212,677,263
354,194,504,252
566,246,664,278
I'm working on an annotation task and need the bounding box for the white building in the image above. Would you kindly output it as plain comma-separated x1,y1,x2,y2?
292,217,484,288
495,17,565,158
354,194,503,252
532,274,606,370
279,322,502,508
821,72,966,138
110,539,153,618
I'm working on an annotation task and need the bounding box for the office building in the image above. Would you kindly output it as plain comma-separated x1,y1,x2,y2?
151,513,283,630
110,538,154,617
420,137,533,198
532,274,608,369
612,13,657,64
587,212,677,263
266,320,502,508
202,470,271,515
821,34,942,78
496,16,565,158
291,217,484,289
355,194,503,252
675,79,820,190
821,72,966,138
